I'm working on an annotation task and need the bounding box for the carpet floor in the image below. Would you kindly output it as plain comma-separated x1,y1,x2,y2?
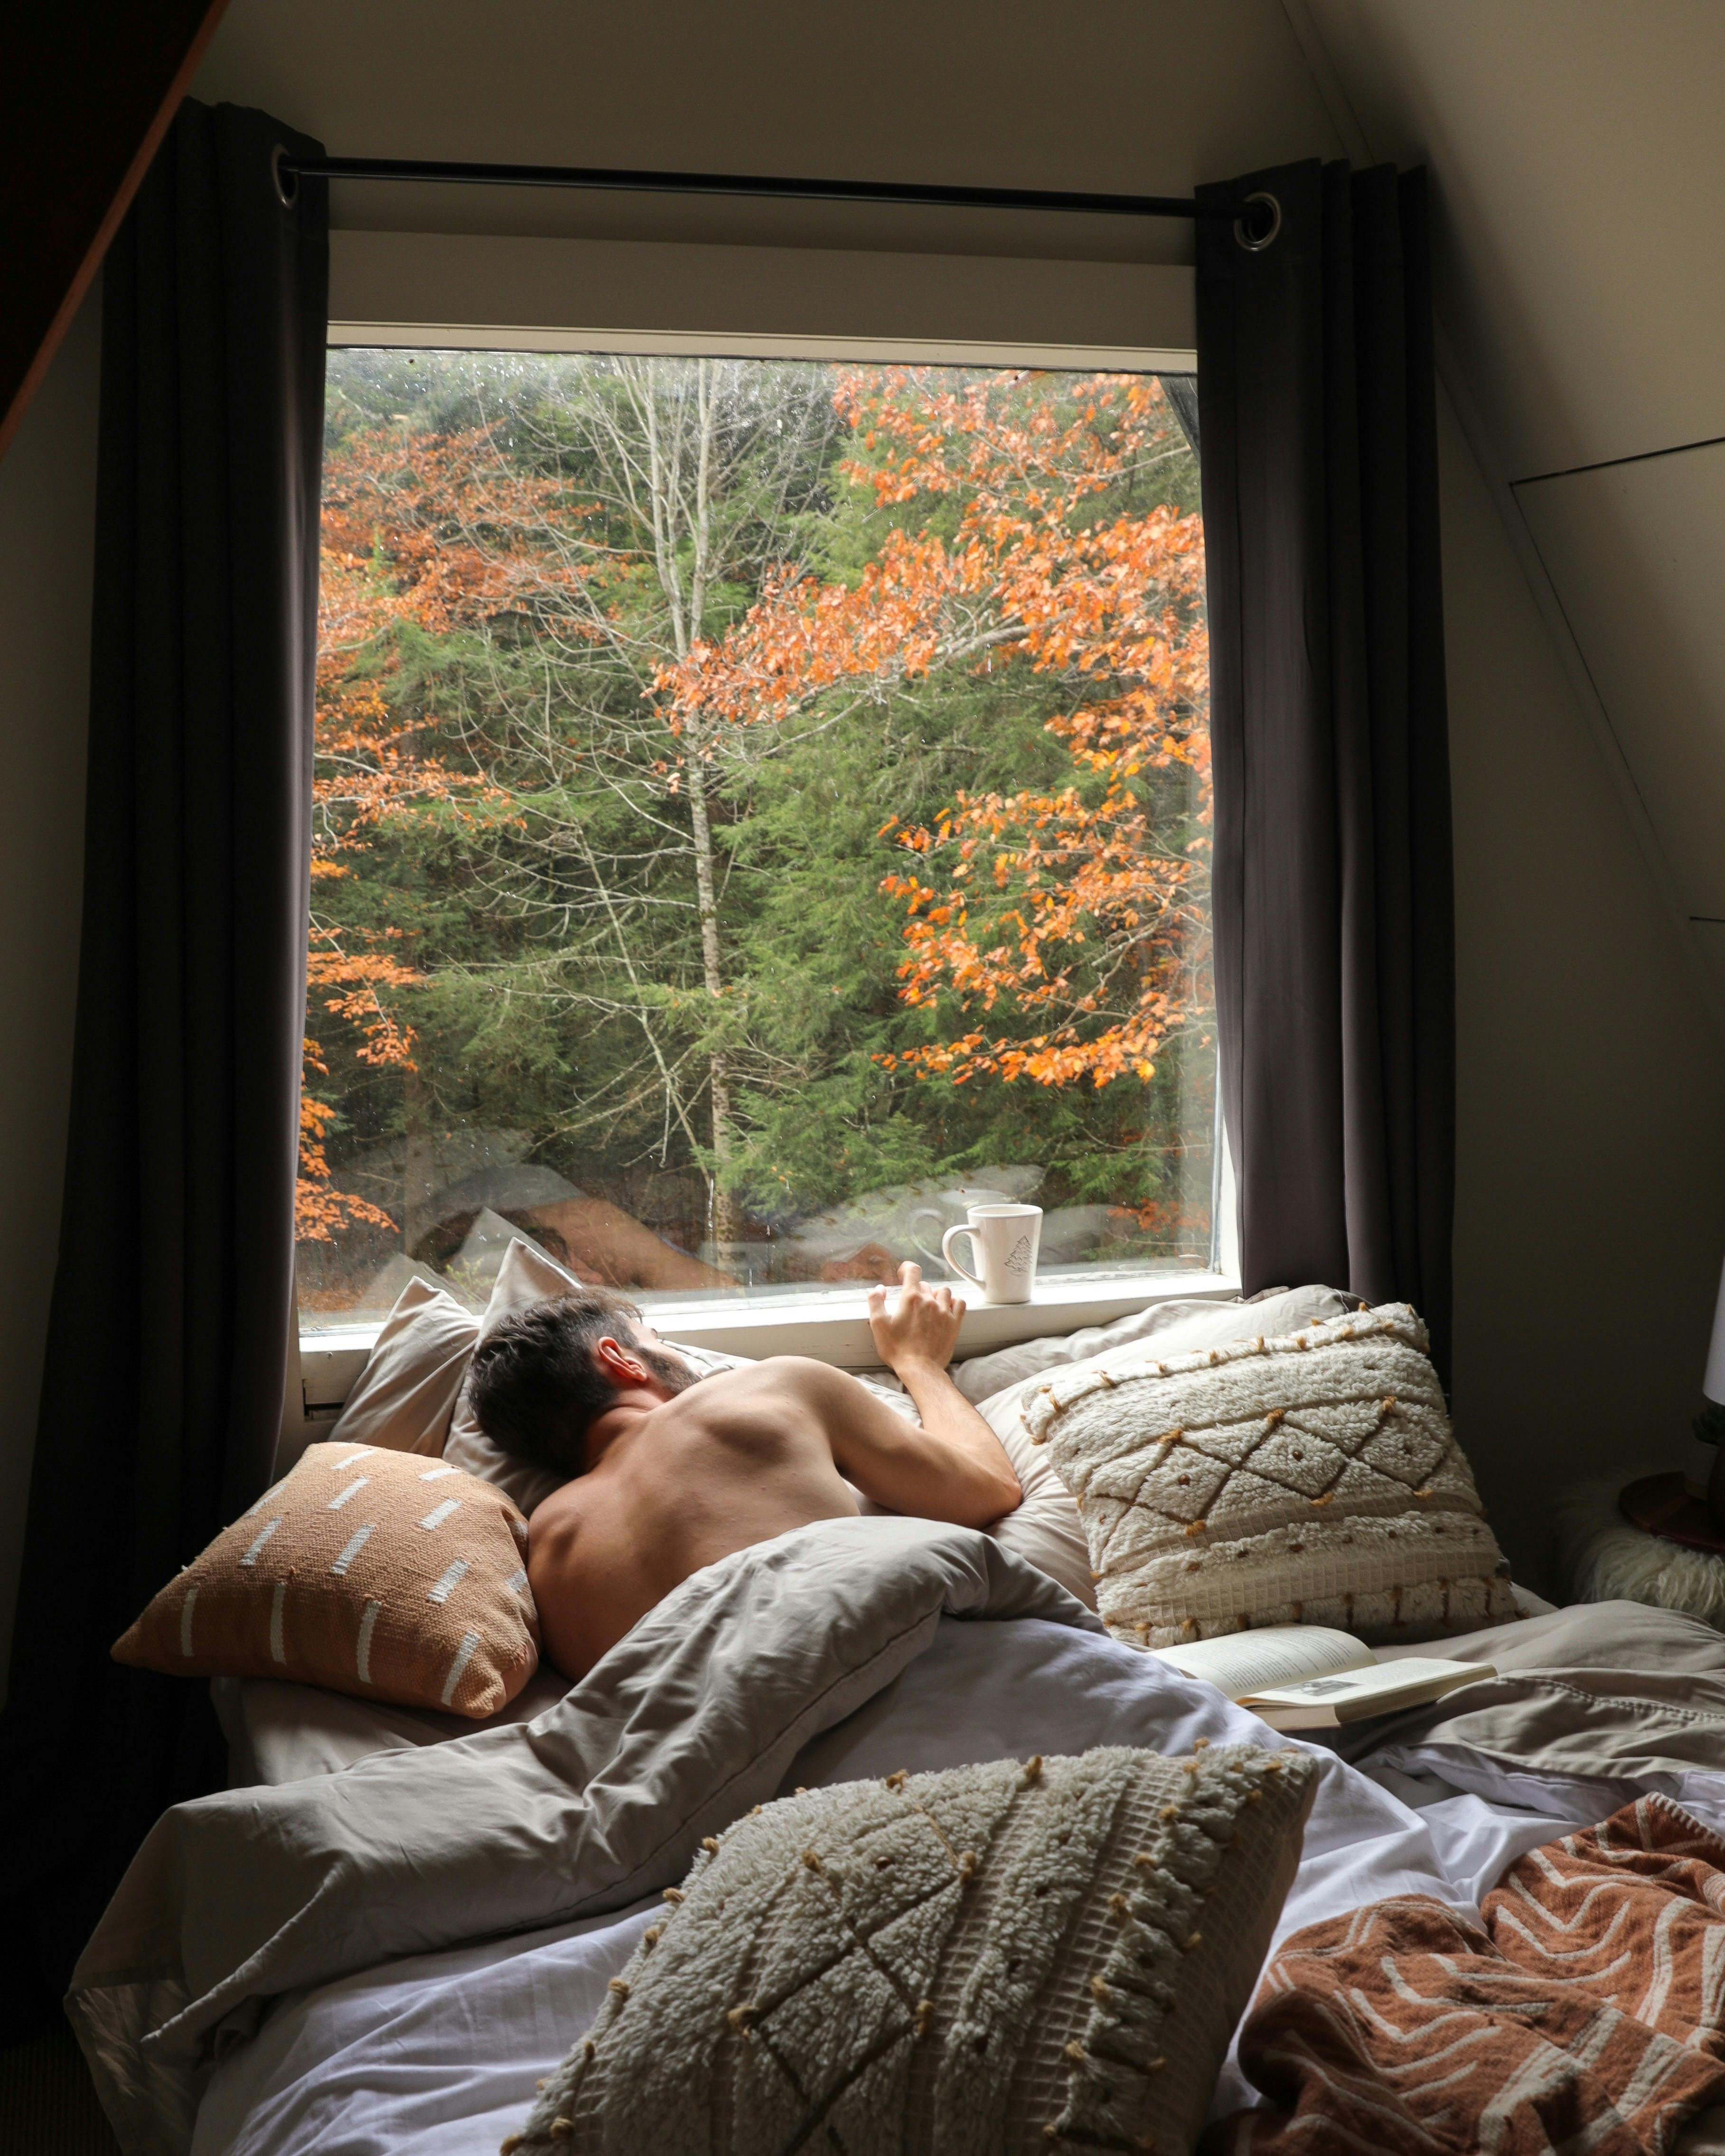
0,2025,120,2153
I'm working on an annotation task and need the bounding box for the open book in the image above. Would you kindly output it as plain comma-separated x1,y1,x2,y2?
1149,1625,1493,1731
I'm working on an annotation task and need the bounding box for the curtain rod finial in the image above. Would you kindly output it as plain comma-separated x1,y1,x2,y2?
1234,192,1281,252
271,144,299,211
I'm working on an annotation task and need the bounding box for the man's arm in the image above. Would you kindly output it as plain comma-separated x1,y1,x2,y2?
803,1264,1022,1528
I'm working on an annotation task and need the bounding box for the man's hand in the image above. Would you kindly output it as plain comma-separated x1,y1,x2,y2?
867,1261,965,1377
845,1261,1017,1523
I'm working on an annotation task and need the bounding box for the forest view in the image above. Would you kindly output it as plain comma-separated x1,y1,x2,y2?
298,350,1215,1326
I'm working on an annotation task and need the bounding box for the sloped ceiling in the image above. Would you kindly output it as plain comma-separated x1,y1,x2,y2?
1299,0,1725,1003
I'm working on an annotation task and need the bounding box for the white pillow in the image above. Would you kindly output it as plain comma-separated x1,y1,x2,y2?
952,1283,1354,1401
977,1394,1095,1606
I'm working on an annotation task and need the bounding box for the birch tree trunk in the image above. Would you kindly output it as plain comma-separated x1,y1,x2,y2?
643,358,745,1247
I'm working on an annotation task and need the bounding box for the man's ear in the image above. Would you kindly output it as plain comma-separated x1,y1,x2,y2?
594,1333,651,1387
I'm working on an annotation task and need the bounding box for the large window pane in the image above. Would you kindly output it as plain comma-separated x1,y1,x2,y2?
297,353,1213,1326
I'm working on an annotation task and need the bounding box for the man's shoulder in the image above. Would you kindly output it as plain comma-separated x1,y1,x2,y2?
525,1476,583,1555
665,1354,849,1428
691,1353,843,1389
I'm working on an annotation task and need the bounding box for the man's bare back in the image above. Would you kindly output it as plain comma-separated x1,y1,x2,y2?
522,1269,1021,1678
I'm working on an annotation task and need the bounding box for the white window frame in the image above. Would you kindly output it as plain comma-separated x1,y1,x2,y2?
292,234,1226,1433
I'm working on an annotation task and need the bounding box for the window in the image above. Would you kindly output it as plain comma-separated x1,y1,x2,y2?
298,351,1214,1330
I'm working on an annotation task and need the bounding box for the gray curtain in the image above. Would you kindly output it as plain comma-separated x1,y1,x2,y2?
1195,160,1454,1376
1161,373,1200,456
0,99,326,2024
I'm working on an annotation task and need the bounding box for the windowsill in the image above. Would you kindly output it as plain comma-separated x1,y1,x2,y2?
637,1267,1243,1364
297,1267,1243,1415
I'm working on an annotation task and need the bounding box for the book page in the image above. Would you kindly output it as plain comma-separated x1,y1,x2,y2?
1246,1657,1492,1728
1149,1625,1369,1699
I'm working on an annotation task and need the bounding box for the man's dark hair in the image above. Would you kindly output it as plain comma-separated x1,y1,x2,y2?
468,1288,650,1479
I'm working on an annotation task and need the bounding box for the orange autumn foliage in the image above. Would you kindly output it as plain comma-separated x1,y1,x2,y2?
299,425,557,1239
657,369,1210,1096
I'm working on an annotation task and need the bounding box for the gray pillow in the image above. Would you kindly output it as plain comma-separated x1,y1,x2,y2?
506,1742,1317,2156
327,1275,479,1456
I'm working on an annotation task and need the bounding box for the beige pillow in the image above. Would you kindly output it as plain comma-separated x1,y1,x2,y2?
328,1275,481,1455
113,1441,540,1718
1029,1302,1517,1649
509,1742,1315,2156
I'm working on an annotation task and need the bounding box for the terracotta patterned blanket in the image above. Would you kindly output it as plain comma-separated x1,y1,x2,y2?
1210,1796,1725,2155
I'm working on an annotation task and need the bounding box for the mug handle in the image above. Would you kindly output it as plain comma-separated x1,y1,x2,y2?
941,1223,985,1291
908,1205,948,1272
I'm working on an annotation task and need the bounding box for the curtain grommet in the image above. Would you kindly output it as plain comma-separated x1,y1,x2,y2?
272,144,299,211
1234,191,1281,252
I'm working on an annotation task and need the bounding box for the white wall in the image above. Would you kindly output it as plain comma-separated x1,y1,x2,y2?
0,290,97,1695
1440,390,1725,1582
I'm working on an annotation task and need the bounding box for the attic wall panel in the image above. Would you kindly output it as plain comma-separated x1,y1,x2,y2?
1518,445,1725,975
1443,391,1725,1587
1300,0,1725,480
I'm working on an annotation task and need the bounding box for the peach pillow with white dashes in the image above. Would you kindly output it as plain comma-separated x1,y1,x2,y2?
112,1441,540,1718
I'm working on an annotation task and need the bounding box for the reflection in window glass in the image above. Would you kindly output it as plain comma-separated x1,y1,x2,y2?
298,353,1213,1326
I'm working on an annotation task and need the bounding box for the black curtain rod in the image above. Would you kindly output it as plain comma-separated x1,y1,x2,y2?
275,152,1262,227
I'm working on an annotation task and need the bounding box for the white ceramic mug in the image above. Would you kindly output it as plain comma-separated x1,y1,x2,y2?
941,1203,1042,1305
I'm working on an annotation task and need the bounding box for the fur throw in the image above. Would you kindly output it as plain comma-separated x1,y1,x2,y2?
1559,1480,1725,1628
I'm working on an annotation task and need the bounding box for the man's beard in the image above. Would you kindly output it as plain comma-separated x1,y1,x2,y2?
635,1341,701,1397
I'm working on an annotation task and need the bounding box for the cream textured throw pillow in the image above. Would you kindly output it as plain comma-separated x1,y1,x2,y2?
972,1287,1357,1611
506,1742,1315,2156
113,1441,540,1717
1028,1302,1515,1649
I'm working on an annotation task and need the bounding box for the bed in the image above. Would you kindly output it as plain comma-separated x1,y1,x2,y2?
68,1516,1725,2156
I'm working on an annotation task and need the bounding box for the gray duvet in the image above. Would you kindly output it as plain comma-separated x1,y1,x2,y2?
1360,1598,1725,1785
70,1517,1098,2156
70,1509,1725,2156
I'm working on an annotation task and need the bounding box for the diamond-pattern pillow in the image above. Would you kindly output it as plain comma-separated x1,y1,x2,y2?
505,1743,1316,2156
1025,1303,1515,1649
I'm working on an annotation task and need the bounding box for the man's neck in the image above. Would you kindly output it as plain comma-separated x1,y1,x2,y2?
582,1384,672,1469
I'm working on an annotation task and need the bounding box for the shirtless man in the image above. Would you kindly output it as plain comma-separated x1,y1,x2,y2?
468,1263,1022,1679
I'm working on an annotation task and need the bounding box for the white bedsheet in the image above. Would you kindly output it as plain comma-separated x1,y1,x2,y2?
192,1616,1634,2156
